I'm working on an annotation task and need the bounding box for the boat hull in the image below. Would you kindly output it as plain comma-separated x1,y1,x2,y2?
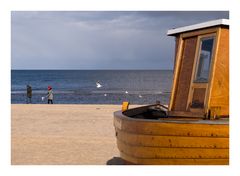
113,107,229,165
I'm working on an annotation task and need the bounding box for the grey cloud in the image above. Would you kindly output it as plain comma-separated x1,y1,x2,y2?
11,11,229,70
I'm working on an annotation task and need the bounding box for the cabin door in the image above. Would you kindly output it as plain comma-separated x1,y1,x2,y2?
187,34,216,114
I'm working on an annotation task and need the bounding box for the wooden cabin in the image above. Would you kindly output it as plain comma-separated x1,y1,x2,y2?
113,19,229,165
168,19,229,118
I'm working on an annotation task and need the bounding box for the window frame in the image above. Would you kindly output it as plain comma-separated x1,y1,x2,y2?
193,36,216,83
185,32,218,113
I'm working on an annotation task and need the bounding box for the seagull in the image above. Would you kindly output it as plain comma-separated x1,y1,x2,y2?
125,91,128,94
96,81,102,88
139,95,142,98
104,94,107,96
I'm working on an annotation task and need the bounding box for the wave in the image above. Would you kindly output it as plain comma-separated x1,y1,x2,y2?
91,90,171,95
11,90,75,94
11,90,171,95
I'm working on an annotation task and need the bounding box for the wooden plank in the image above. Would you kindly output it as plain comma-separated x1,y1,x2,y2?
116,130,228,148
191,88,206,108
168,110,204,117
208,27,229,116
120,152,228,165
115,117,229,137
205,28,222,115
173,36,180,69
169,35,184,111
172,36,198,111
117,140,228,159
188,83,208,89
181,27,218,38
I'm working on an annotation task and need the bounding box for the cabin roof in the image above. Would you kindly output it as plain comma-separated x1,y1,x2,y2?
167,19,229,36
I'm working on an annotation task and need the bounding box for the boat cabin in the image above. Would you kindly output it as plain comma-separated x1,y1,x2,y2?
167,19,229,118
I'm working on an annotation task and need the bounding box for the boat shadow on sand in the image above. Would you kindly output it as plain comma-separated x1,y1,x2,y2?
106,157,127,165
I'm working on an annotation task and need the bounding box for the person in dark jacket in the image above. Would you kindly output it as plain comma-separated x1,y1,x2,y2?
26,85,32,104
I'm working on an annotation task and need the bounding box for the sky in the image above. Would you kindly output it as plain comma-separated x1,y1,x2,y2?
11,11,229,70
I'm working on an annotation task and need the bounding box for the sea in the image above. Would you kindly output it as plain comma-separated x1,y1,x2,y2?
11,70,173,105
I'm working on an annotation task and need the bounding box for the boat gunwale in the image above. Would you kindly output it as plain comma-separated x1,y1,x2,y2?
114,105,229,125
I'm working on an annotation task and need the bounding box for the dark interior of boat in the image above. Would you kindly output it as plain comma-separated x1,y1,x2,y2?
123,103,168,120
122,103,229,121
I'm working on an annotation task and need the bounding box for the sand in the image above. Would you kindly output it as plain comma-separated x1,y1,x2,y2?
11,104,138,165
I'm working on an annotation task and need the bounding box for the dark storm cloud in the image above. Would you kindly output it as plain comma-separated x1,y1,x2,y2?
11,11,229,70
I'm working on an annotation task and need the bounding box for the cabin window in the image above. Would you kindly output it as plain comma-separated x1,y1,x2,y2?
194,37,215,83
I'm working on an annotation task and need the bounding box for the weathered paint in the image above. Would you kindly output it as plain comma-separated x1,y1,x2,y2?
114,110,229,165
169,25,229,117
120,152,228,165
208,27,229,116
172,37,198,111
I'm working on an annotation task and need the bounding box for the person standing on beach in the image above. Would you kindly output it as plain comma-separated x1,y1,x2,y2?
47,86,53,104
26,85,32,104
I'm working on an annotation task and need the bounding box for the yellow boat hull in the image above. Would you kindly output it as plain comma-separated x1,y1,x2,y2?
114,109,229,165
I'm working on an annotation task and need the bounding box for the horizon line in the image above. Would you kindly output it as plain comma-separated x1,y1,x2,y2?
11,69,174,71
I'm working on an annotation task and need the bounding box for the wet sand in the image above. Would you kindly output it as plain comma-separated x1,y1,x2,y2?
11,104,138,165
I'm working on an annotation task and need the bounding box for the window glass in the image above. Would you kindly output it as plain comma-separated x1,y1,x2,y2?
195,37,215,82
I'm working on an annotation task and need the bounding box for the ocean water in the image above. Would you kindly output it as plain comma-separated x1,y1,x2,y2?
11,70,173,104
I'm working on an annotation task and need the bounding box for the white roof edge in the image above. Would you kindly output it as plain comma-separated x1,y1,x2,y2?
167,19,229,36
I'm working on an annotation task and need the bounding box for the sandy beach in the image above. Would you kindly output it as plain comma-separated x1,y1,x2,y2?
12,104,137,165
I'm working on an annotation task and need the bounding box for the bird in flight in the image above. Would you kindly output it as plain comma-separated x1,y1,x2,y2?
96,81,102,88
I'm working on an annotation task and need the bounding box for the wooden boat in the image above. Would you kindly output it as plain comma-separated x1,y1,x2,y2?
113,19,229,165
114,105,228,165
